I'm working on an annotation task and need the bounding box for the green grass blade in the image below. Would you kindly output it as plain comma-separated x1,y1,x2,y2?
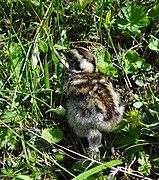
73,159,123,180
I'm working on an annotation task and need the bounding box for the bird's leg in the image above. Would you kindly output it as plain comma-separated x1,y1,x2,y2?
87,129,102,160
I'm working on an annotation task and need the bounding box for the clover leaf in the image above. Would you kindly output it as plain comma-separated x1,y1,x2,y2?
117,3,149,35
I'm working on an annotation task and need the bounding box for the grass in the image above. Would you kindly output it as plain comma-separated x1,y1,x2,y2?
0,0,159,179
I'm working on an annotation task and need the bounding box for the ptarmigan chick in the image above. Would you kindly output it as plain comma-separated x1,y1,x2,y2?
64,47,124,157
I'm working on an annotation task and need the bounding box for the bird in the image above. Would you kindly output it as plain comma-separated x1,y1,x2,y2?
64,47,124,158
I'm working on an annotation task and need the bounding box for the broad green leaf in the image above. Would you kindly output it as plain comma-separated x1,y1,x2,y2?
42,129,54,143
150,2,159,24
141,62,152,72
97,56,108,74
1,167,13,177
117,3,149,35
42,128,63,143
73,159,123,180
97,49,118,77
54,44,67,50
133,102,143,109
8,42,23,82
123,50,152,74
14,175,32,180
51,52,59,64
39,39,48,53
148,36,159,51
132,75,145,87
134,78,145,87
123,50,140,74
46,105,66,116
54,151,65,161
53,105,66,116
30,0,40,7
51,128,63,143
2,109,24,123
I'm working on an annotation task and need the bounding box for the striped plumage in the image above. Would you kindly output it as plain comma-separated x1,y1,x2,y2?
65,47,124,155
